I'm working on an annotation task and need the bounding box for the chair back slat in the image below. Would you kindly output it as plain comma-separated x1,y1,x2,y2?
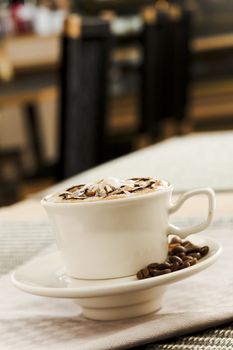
140,4,192,136
58,15,110,179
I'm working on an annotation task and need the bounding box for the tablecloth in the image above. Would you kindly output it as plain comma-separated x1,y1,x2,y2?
0,217,233,349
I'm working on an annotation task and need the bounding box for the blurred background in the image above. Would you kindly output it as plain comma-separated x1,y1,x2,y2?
1,0,233,206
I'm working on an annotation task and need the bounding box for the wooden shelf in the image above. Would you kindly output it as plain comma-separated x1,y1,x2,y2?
192,32,233,53
3,30,233,75
2,34,60,73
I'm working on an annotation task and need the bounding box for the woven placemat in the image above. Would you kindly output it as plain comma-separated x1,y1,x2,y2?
1,218,233,349
0,221,53,276
135,323,233,349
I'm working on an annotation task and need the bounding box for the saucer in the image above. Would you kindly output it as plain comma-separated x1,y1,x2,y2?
12,235,221,321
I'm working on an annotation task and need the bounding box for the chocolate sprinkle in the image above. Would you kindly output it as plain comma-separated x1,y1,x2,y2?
52,177,169,203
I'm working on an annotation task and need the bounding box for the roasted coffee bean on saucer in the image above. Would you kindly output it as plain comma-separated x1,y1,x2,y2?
169,255,183,265
200,246,209,257
136,236,210,280
169,245,186,256
136,267,151,280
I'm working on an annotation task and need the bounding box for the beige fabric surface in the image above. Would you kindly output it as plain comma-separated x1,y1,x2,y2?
0,227,233,350
37,131,233,196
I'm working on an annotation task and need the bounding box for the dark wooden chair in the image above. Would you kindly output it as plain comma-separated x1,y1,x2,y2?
58,15,110,179
140,3,192,138
0,149,22,206
58,14,136,180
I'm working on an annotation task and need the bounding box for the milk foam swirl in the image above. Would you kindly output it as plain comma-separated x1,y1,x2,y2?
50,177,169,203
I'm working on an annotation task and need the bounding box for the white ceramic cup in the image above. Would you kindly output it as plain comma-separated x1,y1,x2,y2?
41,185,215,280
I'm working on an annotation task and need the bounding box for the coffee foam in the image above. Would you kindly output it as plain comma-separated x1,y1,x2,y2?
48,177,169,203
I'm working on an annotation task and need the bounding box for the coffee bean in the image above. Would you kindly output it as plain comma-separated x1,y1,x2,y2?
156,262,171,270
170,236,182,244
185,243,201,254
169,243,181,250
183,255,194,262
181,261,191,269
188,252,202,260
169,255,183,265
171,262,180,271
136,239,210,280
170,245,186,255
176,252,186,260
151,269,171,277
200,246,209,257
189,257,198,266
148,267,156,275
137,268,150,280
147,262,159,269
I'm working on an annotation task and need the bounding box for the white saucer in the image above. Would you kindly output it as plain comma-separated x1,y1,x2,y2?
12,235,221,321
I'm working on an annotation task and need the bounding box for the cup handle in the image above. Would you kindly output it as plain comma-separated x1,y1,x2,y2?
167,188,215,239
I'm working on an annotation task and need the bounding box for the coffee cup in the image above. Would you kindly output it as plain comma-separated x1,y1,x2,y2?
41,180,215,280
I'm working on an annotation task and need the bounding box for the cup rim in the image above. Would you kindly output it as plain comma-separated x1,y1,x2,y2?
41,183,173,208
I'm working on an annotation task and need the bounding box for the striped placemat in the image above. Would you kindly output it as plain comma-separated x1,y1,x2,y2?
140,324,233,349
0,218,233,350
0,221,53,276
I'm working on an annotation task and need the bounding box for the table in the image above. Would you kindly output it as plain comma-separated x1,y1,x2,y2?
40,130,233,194
0,131,233,349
